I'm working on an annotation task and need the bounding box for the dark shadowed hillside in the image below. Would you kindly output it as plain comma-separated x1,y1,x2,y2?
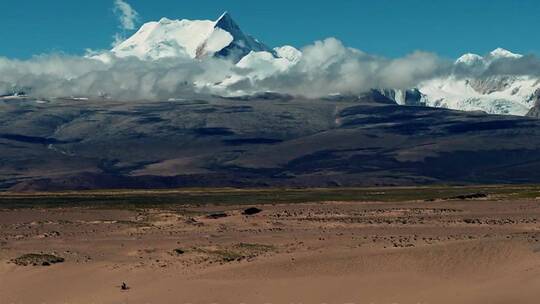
3,93,540,191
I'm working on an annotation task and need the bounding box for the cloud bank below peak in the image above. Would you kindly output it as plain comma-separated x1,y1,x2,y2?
0,38,453,101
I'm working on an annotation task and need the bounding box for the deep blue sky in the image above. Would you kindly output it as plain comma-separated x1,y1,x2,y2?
1,0,539,59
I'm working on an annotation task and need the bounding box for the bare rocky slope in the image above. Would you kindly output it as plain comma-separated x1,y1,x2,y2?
3,93,540,191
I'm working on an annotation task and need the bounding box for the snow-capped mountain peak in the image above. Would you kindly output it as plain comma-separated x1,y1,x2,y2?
111,12,274,62
111,17,227,59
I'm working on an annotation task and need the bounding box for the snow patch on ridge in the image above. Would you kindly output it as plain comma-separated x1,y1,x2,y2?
455,53,485,65
489,48,523,60
274,46,302,64
417,75,538,115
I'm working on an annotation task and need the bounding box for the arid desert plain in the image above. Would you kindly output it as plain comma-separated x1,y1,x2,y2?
2,186,540,304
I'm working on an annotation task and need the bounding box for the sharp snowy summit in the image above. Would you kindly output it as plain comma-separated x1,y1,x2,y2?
111,12,277,62
107,14,540,116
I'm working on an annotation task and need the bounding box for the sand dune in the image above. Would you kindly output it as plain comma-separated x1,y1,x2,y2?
2,198,540,303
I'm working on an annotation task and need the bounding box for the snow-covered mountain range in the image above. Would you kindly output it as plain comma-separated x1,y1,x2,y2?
103,12,540,116
407,49,540,116
0,12,533,117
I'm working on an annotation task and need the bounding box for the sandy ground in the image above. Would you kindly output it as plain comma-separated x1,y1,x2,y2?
2,198,540,304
